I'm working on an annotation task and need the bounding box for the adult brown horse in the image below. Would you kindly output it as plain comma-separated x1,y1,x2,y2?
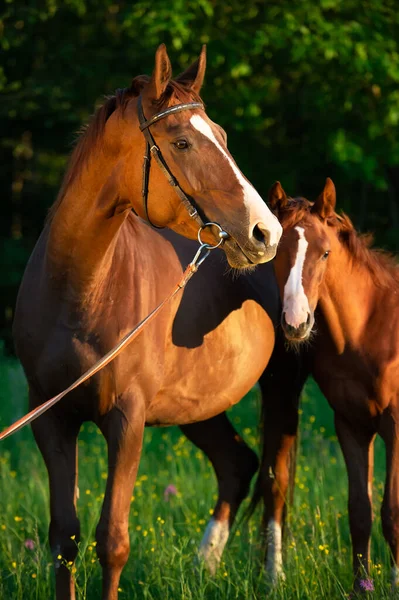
12,45,282,600
258,178,399,593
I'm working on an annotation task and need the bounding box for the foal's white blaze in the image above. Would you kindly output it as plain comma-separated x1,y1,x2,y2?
190,115,282,248
283,226,310,329
198,518,229,574
266,519,285,583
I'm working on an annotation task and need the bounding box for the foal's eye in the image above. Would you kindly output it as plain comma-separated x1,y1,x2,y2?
322,250,330,260
173,139,189,150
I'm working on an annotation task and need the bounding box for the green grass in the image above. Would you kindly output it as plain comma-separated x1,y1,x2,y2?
0,356,392,599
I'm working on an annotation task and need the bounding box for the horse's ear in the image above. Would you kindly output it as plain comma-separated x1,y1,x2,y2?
312,178,336,219
268,181,288,214
175,45,206,94
146,44,172,102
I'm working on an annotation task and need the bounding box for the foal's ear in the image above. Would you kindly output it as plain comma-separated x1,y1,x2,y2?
312,178,336,219
268,181,289,214
175,45,206,94
146,44,172,102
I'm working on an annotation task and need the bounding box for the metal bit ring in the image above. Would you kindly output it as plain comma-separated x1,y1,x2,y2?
197,222,229,249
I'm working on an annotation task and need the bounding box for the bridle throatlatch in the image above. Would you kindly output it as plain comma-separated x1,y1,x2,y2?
0,223,228,442
136,94,206,229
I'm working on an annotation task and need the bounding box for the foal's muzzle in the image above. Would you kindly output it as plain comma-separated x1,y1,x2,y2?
281,311,313,341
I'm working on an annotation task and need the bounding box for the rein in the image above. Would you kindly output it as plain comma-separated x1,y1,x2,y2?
0,224,227,442
136,95,205,229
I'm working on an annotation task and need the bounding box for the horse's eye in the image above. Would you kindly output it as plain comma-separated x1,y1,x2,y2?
322,250,330,260
173,139,189,150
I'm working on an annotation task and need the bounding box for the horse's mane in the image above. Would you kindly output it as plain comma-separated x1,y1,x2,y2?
47,78,202,222
279,196,399,289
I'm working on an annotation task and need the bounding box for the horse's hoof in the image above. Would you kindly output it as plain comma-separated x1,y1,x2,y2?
196,518,229,575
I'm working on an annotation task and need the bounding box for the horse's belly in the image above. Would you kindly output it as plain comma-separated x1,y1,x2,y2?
145,303,275,425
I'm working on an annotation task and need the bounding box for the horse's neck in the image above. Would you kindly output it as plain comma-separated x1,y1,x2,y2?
47,151,134,294
318,244,378,352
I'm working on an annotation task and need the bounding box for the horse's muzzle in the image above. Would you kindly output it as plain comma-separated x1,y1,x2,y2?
281,311,313,341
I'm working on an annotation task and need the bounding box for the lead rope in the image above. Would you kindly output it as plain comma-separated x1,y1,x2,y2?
0,223,227,442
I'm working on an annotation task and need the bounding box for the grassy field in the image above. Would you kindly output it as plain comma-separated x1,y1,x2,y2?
0,355,392,599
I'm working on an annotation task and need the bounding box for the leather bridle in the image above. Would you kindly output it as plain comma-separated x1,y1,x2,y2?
136,95,206,229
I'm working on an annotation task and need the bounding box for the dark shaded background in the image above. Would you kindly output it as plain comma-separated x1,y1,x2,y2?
1,0,399,350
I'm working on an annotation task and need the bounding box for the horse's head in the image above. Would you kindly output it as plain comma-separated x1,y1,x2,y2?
109,45,282,268
269,179,337,342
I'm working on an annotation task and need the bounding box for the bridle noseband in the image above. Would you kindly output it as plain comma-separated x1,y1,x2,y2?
136,95,206,229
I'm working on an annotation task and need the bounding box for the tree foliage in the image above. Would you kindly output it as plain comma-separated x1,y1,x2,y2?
1,0,399,345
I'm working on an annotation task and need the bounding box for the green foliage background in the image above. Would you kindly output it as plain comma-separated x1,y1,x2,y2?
1,0,399,346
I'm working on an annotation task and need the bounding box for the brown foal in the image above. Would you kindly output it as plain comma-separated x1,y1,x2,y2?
12,45,282,600
261,178,399,591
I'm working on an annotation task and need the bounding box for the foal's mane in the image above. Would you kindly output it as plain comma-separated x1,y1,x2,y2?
47,78,202,222
280,196,399,289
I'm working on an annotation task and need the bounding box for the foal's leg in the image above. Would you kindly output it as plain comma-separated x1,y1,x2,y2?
31,400,81,600
379,408,399,589
258,376,302,583
181,412,258,574
335,414,375,591
95,399,145,600
257,345,307,585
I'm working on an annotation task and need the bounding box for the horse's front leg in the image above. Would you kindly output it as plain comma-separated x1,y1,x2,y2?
96,397,145,600
180,412,258,574
379,407,399,590
31,392,81,600
335,413,375,593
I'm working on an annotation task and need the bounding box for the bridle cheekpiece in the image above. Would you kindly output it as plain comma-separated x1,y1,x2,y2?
137,95,205,229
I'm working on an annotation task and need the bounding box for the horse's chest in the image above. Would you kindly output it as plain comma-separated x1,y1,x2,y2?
313,351,393,421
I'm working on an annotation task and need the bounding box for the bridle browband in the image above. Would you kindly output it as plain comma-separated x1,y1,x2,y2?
136,94,206,229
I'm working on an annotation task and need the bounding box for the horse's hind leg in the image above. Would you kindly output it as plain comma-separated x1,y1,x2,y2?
335,414,375,592
180,412,258,574
379,407,399,590
31,396,81,600
95,399,145,600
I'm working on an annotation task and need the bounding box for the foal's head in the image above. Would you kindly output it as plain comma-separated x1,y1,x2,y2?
99,45,282,267
269,179,337,342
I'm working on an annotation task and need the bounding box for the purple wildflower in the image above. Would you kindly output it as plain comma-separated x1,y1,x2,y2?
164,484,178,501
24,539,35,551
359,579,374,592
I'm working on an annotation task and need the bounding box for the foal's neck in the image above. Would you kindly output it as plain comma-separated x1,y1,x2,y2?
319,241,379,352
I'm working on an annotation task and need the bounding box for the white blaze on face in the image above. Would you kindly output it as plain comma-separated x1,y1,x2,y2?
283,226,310,329
266,519,285,583
198,518,229,574
190,115,282,247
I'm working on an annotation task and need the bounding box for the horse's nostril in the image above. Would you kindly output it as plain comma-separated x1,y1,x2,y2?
252,223,270,246
253,224,265,243
306,313,311,326
281,313,294,334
